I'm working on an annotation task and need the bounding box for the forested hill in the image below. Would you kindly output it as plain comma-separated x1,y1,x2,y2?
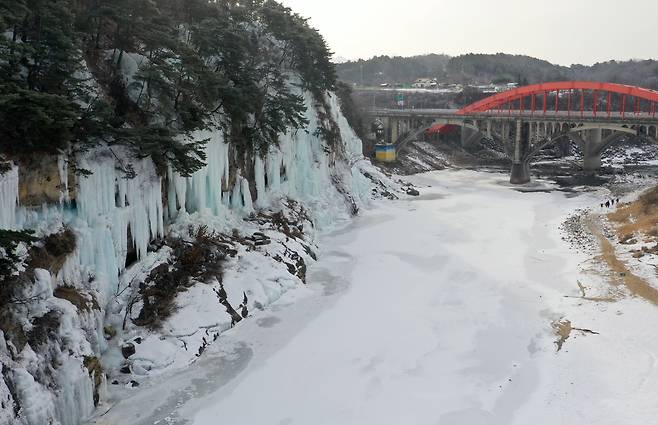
0,0,337,176
336,54,451,87
337,53,658,89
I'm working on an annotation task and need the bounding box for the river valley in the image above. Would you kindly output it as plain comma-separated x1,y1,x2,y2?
94,169,658,425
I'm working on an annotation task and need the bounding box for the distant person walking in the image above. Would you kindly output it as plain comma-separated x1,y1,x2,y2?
605,200,610,208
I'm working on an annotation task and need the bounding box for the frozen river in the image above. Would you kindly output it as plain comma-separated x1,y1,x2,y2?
96,169,658,425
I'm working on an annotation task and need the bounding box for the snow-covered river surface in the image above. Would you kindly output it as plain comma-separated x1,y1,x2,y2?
96,169,658,425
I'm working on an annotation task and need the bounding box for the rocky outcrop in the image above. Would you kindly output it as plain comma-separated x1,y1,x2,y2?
17,154,75,206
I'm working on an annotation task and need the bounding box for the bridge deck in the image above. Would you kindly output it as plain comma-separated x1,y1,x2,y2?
370,108,658,126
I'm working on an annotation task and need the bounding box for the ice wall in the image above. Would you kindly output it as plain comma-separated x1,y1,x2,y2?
168,130,230,218
74,153,164,301
254,90,372,227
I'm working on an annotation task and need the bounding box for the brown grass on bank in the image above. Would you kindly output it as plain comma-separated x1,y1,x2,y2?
587,218,658,306
608,187,658,242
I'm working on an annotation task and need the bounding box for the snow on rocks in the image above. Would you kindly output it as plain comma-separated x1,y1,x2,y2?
1,266,99,425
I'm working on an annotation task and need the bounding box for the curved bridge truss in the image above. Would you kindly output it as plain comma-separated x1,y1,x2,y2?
459,81,658,117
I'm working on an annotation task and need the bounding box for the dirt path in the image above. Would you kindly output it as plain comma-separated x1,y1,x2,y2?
586,215,658,305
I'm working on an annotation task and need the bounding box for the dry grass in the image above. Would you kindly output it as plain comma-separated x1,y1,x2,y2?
53,286,100,312
587,218,658,306
134,226,231,329
28,228,76,275
553,319,573,352
552,319,599,352
608,187,658,242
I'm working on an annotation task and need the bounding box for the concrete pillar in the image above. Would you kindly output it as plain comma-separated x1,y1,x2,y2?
381,116,389,142
461,126,480,148
514,120,522,163
510,120,530,184
583,128,603,172
510,162,531,184
500,121,510,155
502,122,509,140
390,118,399,144
486,120,492,139
583,152,602,171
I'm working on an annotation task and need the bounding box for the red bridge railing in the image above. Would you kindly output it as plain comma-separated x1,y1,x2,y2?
429,81,658,134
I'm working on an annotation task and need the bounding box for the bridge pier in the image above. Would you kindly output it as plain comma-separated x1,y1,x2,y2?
390,118,399,144
510,162,531,184
583,151,602,171
509,120,531,184
582,128,603,172
460,126,482,148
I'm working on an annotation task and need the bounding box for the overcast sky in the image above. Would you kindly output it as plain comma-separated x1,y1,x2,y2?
278,0,658,65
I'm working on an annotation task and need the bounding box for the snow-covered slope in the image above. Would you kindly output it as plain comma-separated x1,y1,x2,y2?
0,89,393,425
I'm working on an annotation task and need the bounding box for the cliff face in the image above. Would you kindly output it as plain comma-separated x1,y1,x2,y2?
0,2,397,422
0,85,394,425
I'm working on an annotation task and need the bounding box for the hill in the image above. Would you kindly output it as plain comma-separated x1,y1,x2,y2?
337,53,658,89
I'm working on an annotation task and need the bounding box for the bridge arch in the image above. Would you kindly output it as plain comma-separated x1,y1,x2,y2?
396,121,483,153
568,124,637,136
524,124,656,166
457,81,658,115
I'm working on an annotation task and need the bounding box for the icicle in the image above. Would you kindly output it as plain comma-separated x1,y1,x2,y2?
124,159,164,260
75,153,164,292
178,130,229,215
241,177,254,213
76,159,117,225
167,165,187,219
0,165,19,229
329,93,364,160
254,155,266,206
57,155,70,205
266,147,282,195
230,175,243,211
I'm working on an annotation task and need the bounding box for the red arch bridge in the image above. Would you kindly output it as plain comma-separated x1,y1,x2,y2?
369,81,658,184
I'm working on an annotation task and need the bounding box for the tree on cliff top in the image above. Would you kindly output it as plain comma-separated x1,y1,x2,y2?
0,0,339,175
0,0,88,155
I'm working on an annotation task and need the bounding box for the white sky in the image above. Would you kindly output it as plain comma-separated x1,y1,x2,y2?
278,0,658,65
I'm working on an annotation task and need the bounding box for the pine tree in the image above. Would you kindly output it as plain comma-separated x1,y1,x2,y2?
0,0,87,154
1,0,341,174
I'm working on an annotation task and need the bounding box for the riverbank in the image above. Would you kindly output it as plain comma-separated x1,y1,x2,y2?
92,169,658,425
